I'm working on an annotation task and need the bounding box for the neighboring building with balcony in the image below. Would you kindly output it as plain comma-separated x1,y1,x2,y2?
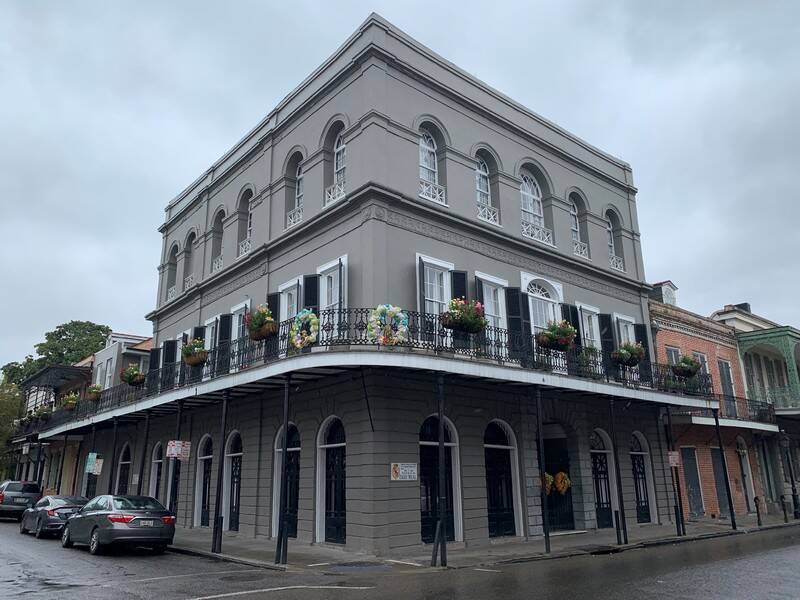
91,332,152,391
649,282,779,521
31,15,717,557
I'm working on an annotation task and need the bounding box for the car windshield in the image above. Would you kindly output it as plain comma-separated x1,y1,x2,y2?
6,482,40,493
112,496,165,511
52,497,88,507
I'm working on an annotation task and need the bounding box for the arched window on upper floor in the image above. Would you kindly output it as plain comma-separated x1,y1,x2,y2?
568,192,589,259
605,210,625,272
526,279,560,336
323,121,347,207
285,152,304,229
183,232,196,290
165,244,178,302
418,125,446,205
210,210,225,273
520,172,553,245
236,188,254,258
474,149,500,226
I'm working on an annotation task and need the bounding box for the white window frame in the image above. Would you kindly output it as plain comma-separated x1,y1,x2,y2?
334,134,346,185
149,442,164,501
569,199,580,241
576,302,601,349
475,271,508,330
316,255,348,311
104,358,113,389
419,132,438,185
278,279,301,322
415,253,454,314
692,351,709,375
521,272,563,336
230,300,251,343
475,158,491,206
614,313,636,345
203,316,220,382
520,173,544,227
666,346,681,365
295,164,304,210
718,358,736,396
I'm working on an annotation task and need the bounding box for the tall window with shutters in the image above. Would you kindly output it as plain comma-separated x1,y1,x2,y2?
424,265,449,315
280,283,300,321
580,307,601,349
616,316,635,345
527,281,559,336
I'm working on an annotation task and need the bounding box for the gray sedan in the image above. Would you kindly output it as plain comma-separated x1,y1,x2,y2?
0,481,42,520
20,495,88,538
61,495,175,555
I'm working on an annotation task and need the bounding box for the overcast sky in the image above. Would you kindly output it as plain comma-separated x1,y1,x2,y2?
1,1,797,367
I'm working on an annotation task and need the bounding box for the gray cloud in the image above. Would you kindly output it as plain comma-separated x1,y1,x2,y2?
1,1,797,366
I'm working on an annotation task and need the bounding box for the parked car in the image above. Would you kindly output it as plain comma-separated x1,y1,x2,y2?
0,481,42,521
19,495,89,538
61,495,175,555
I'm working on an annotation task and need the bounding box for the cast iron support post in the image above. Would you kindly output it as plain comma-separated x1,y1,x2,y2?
36,447,45,487
712,408,737,530
780,432,800,519
608,398,628,544
275,374,292,565
71,439,82,495
56,434,68,494
431,373,447,567
211,391,229,554
107,417,119,494
665,406,686,536
137,411,151,495
534,387,551,553
169,400,184,513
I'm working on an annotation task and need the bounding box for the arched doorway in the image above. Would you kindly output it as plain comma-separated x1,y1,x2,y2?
316,417,346,544
272,424,301,539
630,432,657,523
483,421,521,537
589,429,617,529
149,442,164,501
223,432,243,532
194,435,213,527
736,437,755,512
419,416,462,543
542,423,575,531
116,444,132,495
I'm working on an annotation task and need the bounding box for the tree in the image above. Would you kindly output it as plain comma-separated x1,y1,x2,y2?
0,381,24,478
1,356,43,386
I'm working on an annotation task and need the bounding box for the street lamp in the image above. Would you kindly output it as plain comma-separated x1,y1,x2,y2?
779,431,800,519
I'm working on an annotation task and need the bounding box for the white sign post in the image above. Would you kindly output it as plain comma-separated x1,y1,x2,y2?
390,463,418,481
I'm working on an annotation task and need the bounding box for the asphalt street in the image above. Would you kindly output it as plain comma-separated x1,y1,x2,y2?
3,518,800,599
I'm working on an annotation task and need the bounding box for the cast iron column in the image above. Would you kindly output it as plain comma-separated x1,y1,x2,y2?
608,398,628,544
71,439,82,495
431,372,447,567
137,411,151,495
107,417,119,494
275,374,291,565
712,408,737,530
211,391,229,554
169,400,184,513
55,434,68,494
36,446,45,487
665,406,686,536
780,432,800,519
535,387,551,553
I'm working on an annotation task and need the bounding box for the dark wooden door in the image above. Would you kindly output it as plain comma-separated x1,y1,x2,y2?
325,445,346,543
419,445,455,543
591,451,613,528
738,451,752,512
631,453,651,523
681,447,704,518
229,455,242,531
485,447,515,537
200,458,212,526
285,450,300,538
711,448,730,518
544,438,574,531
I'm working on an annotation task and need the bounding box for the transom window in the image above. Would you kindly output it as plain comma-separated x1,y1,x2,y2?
475,158,490,205
527,280,558,335
520,174,544,226
419,132,438,184
334,134,346,184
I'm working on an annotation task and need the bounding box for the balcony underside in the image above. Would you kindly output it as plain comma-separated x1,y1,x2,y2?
670,412,779,433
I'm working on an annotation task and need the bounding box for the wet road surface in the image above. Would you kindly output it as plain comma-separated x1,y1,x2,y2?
3,518,800,599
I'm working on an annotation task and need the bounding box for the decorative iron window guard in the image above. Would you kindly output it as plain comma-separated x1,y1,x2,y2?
238,238,252,258
211,255,223,273
477,202,500,225
166,286,176,302
324,180,346,206
183,273,195,289
609,254,625,272
418,180,446,205
286,205,303,229
573,239,589,259
521,221,554,245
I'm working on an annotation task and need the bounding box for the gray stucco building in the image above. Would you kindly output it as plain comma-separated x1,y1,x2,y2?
29,14,717,558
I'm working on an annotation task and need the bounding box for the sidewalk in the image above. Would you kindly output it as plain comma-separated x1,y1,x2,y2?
169,512,798,573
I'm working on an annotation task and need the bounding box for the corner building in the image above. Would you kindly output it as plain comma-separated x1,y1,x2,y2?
36,14,717,556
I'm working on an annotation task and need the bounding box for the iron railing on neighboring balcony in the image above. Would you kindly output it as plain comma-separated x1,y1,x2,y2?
32,308,715,434
675,394,776,424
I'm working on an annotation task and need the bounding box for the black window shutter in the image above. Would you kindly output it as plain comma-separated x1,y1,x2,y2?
303,274,319,313
216,314,233,375
520,291,532,365
338,258,344,308
506,287,522,361
218,314,233,344
474,276,484,304
450,270,468,301
192,326,205,341
266,293,280,321
161,340,178,391
598,313,616,376
148,347,161,371
418,257,426,313
634,323,652,381
162,340,177,364
147,347,161,394
561,304,582,350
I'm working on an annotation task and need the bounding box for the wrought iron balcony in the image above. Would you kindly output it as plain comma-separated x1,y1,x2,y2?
32,308,716,435
476,202,500,225
521,221,554,246
573,239,589,259
237,238,252,258
211,255,223,274
166,286,176,302
183,273,195,289
748,385,800,409
324,180,346,206
286,205,303,229
609,254,625,272
418,179,446,205
675,394,776,425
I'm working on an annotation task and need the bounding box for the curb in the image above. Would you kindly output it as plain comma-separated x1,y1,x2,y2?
168,544,288,571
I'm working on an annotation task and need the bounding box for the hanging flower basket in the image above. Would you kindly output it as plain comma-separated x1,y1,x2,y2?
290,309,320,350
246,305,278,341
182,338,209,366
86,385,102,402
439,298,488,334
35,406,52,421
541,472,554,495
367,304,409,346
121,365,146,386
611,342,645,367
554,471,572,495
672,355,701,378
536,320,577,352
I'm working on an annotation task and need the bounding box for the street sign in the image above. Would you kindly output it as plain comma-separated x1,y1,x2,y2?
167,440,192,462
21,443,30,455
93,458,104,476
390,462,417,481
85,452,97,473
668,450,680,468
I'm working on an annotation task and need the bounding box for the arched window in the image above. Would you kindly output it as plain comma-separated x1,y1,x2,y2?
237,188,254,257
630,432,656,523
116,444,132,495
183,232,196,289
527,280,559,335
419,416,462,543
210,210,224,273
334,134,346,185
295,164,304,209
194,435,213,527
483,421,521,538
569,195,589,258
149,442,164,501
589,429,618,529
419,132,438,184
223,432,243,532
606,210,625,271
476,158,490,206
285,152,304,228
520,173,552,244
272,424,301,539
316,417,346,544
165,245,178,302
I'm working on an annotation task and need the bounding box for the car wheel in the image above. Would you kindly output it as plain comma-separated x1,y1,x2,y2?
34,518,46,539
61,525,74,549
19,518,28,535
89,528,104,555
151,543,168,554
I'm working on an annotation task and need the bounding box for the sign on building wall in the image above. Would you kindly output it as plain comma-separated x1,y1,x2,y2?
92,458,104,476
668,450,680,468
167,440,191,462
21,443,30,455
390,463,418,481
85,452,97,473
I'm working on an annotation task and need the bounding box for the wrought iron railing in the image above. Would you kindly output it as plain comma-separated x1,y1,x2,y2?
675,394,776,424
477,202,500,225
609,254,625,272
31,308,715,434
418,180,446,205
521,221,554,246
286,205,303,229
748,385,800,409
166,286,176,302
211,255,223,273
183,273,195,290
237,238,252,258
573,239,589,259
324,180,346,206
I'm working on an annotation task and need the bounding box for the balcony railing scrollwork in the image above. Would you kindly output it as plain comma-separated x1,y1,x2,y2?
183,273,195,289
238,238,252,258
324,180,346,206
286,205,303,229
419,180,446,205
674,394,776,425
211,255,223,274
573,239,589,259
609,254,625,272
166,286,176,302
476,202,499,225
522,221,554,246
